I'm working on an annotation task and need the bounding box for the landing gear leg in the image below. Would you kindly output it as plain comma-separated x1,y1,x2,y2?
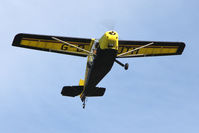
115,59,129,70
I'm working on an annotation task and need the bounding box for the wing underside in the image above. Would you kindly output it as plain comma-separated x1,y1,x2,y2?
12,33,94,57
117,40,185,58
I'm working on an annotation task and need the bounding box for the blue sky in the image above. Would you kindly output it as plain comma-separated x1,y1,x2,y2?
0,0,199,132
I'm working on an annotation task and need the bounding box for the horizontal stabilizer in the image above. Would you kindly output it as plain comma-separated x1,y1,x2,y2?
61,86,106,97
86,87,106,97
61,86,83,97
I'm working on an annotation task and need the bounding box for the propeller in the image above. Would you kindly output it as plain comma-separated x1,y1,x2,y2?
101,19,116,31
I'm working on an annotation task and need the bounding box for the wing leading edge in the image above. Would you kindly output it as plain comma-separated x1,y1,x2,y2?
12,33,95,57
117,40,185,58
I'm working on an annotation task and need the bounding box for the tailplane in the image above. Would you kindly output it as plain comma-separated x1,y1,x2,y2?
61,79,85,97
61,79,106,109
61,86,106,97
61,86,83,97
86,87,106,97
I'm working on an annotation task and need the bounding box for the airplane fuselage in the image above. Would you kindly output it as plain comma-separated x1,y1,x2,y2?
80,31,119,100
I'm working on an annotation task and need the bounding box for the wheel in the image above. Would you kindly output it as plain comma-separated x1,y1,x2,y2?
124,63,129,70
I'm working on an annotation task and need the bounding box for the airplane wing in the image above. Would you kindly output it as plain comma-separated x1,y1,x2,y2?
12,33,94,57
117,40,185,58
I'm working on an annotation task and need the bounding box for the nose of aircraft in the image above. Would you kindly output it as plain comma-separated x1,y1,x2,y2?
106,31,118,40
105,31,118,48
106,31,118,39
108,31,116,35
99,31,119,50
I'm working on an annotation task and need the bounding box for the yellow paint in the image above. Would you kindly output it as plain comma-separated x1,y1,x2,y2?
99,31,119,50
20,38,90,55
79,79,84,86
117,45,179,56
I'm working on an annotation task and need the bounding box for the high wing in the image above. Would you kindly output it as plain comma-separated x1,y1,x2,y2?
12,33,94,57
117,40,185,58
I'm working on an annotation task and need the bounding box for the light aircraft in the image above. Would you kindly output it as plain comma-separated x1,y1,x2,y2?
12,31,185,108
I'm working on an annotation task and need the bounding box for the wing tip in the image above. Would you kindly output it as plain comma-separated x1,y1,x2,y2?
12,33,24,46
176,42,186,55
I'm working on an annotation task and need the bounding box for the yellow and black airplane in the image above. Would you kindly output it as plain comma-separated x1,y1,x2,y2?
12,31,185,108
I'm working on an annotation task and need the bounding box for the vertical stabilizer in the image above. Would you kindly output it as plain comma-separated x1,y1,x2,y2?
79,79,84,86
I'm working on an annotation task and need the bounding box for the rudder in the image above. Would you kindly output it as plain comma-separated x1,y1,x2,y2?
79,79,84,86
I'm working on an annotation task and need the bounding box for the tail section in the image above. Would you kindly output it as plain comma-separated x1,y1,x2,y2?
86,87,106,97
61,79,106,109
61,86,106,97
61,86,83,97
79,79,84,86
61,79,106,108
61,79,85,97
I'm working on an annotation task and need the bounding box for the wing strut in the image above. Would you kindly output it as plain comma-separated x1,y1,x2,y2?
115,42,154,70
117,42,154,57
52,37,94,55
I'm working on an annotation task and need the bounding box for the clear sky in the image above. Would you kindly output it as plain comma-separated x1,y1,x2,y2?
0,0,199,133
